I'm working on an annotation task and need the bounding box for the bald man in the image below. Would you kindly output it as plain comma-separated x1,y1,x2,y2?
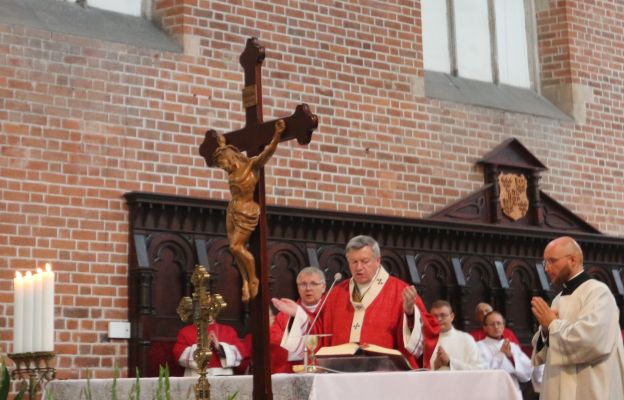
531,236,624,400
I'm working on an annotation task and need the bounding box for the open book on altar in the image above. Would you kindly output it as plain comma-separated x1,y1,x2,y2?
315,342,402,357
314,343,412,372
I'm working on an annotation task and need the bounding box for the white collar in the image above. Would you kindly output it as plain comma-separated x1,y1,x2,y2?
439,327,456,337
354,266,381,292
301,301,320,313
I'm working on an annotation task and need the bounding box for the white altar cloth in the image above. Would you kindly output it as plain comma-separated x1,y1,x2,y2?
307,370,521,400
44,370,520,400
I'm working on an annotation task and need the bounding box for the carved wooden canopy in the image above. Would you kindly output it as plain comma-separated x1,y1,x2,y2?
125,138,624,377
430,138,599,233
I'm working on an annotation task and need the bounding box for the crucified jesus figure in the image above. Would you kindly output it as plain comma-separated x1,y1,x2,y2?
213,119,285,302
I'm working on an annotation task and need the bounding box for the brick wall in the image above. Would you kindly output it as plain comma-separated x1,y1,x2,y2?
1,0,623,378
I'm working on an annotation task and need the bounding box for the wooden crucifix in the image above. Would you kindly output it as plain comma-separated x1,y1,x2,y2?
199,37,318,400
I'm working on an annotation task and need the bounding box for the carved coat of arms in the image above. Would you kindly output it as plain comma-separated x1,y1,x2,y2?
498,173,529,221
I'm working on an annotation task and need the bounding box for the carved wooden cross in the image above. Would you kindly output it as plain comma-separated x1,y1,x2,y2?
199,37,318,400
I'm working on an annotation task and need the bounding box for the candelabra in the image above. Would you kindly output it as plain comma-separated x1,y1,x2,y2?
7,351,56,398
177,265,226,400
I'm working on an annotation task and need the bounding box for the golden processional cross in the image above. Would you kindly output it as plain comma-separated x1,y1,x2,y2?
176,265,226,400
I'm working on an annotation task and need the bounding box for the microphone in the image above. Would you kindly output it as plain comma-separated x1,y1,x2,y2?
304,272,342,337
299,272,342,372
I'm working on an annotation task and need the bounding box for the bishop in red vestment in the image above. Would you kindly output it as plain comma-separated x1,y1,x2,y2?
273,235,439,369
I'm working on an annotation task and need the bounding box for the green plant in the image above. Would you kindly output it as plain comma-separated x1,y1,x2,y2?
80,369,92,400
155,365,171,400
13,384,26,400
162,365,171,400
128,367,140,400
111,365,119,400
227,391,239,400
0,358,26,400
0,359,9,400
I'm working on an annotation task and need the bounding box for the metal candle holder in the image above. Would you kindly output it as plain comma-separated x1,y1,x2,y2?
7,351,56,398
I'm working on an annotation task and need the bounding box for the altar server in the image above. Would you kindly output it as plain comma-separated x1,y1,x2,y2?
478,311,531,396
469,302,519,345
429,300,482,371
531,236,624,400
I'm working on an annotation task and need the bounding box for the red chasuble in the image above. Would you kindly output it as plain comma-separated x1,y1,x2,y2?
314,276,439,369
172,322,247,370
270,300,320,373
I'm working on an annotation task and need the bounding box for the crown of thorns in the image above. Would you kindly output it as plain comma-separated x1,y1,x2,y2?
213,140,244,163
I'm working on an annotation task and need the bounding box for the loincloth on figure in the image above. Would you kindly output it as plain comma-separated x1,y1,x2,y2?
227,200,260,234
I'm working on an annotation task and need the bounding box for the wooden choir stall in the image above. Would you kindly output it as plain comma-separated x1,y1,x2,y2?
102,138,624,399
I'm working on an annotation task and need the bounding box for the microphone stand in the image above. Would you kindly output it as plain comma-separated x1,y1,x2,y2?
302,273,342,372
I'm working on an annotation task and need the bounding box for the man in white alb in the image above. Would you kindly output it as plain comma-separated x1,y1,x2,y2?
429,300,482,371
531,236,624,400
478,310,532,396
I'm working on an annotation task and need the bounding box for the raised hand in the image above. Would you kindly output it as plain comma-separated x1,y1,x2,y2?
402,285,418,316
501,339,513,358
275,119,286,136
531,296,558,332
434,346,450,369
271,297,299,317
208,330,219,349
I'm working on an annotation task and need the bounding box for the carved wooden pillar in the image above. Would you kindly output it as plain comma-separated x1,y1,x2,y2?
134,267,157,315
493,261,511,329
612,269,624,327
412,255,428,301
528,172,544,226
486,165,502,223
451,258,470,327
129,266,156,377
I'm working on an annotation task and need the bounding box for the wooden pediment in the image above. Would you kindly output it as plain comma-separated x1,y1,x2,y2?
429,138,600,234
477,138,546,171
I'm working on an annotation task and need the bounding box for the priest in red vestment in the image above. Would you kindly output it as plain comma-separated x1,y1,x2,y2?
273,235,439,369
270,266,326,373
173,321,248,376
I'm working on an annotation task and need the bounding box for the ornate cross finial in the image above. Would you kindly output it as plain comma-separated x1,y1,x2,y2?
176,265,226,400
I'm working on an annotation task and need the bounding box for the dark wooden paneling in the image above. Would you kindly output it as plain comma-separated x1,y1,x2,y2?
124,191,624,377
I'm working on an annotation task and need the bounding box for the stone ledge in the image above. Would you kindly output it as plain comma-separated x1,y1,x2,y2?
425,71,573,122
0,0,180,53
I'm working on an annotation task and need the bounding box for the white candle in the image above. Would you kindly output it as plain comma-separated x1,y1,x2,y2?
42,263,55,352
13,271,24,354
23,271,34,353
33,268,43,352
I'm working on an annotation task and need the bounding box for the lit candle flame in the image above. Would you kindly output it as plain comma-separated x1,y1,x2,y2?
16,271,22,279
45,263,52,272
